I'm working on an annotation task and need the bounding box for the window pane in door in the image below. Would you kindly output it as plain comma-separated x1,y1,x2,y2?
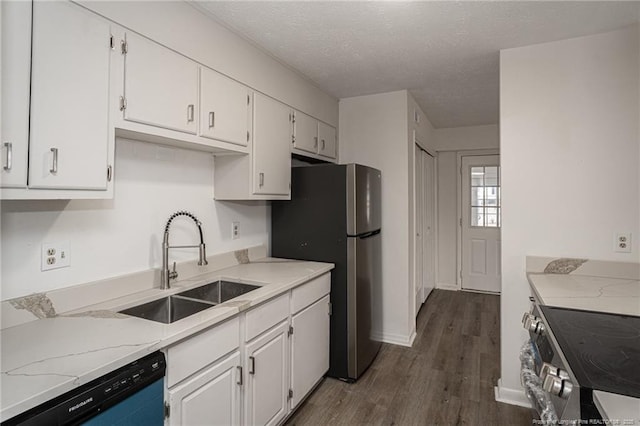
472,187,484,206
471,167,484,186
471,207,484,227
468,165,501,228
485,167,499,186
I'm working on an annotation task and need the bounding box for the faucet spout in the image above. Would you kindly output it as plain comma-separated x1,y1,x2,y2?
161,211,208,289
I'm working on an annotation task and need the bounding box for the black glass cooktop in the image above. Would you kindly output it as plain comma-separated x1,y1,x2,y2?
540,306,640,398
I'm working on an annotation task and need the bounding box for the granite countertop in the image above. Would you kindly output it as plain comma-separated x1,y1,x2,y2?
0,257,334,422
527,273,640,316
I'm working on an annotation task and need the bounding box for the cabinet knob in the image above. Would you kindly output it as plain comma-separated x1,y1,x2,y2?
259,172,264,187
314,137,318,148
50,148,58,174
208,111,215,128
321,139,325,150
3,142,12,171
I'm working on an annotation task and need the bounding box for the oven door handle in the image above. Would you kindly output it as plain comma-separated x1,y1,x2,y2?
520,340,560,426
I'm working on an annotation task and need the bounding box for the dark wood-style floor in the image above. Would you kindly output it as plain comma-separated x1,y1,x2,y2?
285,289,533,425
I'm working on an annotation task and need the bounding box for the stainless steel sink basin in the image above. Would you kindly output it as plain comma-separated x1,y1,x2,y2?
176,280,260,304
119,296,214,324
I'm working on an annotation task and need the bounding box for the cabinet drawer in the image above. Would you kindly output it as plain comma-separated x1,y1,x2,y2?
245,293,289,342
291,273,331,314
167,317,240,387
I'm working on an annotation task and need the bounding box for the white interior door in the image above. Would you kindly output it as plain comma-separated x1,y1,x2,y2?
461,155,501,293
414,145,424,315
422,152,436,301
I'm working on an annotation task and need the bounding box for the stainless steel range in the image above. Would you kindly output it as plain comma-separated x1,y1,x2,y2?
521,303,640,424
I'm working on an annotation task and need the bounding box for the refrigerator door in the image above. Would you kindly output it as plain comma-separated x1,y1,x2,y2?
347,164,381,236
347,230,382,379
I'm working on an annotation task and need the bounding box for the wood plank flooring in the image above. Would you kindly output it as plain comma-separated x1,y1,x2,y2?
285,289,533,425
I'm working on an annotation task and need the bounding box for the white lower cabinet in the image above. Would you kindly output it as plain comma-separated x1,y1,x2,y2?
290,294,330,409
168,351,242,426
245,321,290,426
164,273,331,426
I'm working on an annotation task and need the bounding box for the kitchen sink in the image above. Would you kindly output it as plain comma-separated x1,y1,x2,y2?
176,280,260,304
119,296,214,324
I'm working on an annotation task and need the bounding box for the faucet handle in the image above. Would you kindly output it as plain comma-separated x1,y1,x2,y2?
169,261,179,280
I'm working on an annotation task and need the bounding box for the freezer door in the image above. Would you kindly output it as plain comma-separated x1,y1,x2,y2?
347,230,382,379
347,164,382,236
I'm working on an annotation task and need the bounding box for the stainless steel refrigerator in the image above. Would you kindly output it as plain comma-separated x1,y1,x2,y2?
271,163,382,382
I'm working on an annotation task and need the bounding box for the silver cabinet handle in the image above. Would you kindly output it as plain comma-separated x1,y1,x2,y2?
237,366,243,385
321,139,326,150
313,137,318,148
3,142,12,171
259,173,264,187
208,111,215,128
50,148,58,173
187,104,195,122
249,356,255,375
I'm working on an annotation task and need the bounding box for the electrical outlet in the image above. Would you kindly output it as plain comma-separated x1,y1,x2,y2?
42,241,70,271
232,222,240,240
614,232,632,253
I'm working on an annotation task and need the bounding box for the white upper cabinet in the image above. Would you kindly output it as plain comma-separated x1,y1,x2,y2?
293,111,318,154
122,32,199,134
1,1,31,189
318,122,337,159
252,93,292,196
291,111,337,161
28,1,112,190
199,67,251,147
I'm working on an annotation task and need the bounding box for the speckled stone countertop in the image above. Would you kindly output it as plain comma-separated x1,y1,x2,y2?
0,257,333,422
526,257,640,316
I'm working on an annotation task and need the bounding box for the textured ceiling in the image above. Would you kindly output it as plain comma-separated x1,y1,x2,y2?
193,1,640,128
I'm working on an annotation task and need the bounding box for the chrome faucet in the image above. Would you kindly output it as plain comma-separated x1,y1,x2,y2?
161,211,208,289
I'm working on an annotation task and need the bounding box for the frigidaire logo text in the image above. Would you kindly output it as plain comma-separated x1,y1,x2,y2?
69,397,93,413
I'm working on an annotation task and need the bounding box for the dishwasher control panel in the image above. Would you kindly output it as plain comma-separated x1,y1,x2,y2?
3,351,166,426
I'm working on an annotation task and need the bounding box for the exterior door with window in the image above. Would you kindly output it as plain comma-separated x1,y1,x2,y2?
461,155,501,293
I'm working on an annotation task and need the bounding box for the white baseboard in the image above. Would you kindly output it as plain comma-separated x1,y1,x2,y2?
494,379,532,408
436,282,459,291
371,330,415,347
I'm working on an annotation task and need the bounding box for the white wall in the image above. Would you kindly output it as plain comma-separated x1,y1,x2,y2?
339,91,411,344
339,90,435,345
433,124,499,152
499,26,640,399
1,139,270,300
78,1,338,127
434,125,499,289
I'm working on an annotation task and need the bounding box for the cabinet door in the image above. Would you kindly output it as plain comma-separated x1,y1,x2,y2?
1,1,31,188
28,1,111,190
123,32,198,134
200,67,251,146
252,94,292,196
318,122,337,159
168,351,241,426
245,321,289,426
293,111,318,154
291,295,330,409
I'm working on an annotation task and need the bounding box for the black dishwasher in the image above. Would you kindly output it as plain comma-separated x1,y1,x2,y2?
2,351,166,426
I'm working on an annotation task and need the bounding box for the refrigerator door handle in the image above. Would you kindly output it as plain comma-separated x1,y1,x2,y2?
348,229,381,239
